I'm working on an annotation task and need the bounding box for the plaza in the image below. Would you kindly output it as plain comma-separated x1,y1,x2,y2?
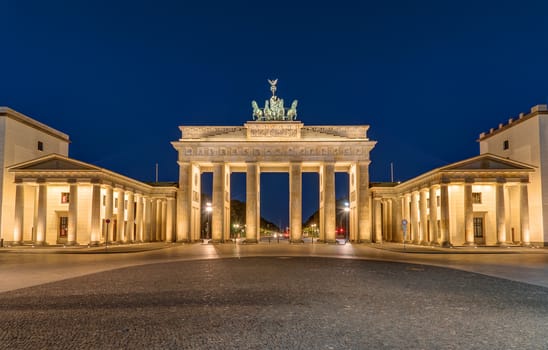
0,243,547,349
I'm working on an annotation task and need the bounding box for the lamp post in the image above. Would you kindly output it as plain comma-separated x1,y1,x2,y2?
205,202,212,240
311,223,317,244
233,223,240,243
344,202,350,242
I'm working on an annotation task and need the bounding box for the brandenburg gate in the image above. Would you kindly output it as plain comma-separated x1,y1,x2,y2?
172,80,376,243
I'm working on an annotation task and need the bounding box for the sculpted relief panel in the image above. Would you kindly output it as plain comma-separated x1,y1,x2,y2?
182,144,369,161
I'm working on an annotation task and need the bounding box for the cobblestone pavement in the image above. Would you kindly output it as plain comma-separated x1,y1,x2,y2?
1,257,547,349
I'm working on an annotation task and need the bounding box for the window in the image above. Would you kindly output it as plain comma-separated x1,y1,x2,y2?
114,198,118,209
472,192,482,204
37,141,44,151
61,192,70,204
503,140,509,150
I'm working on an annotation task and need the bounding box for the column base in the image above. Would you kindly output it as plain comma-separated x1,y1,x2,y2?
66,241,79,246
89,241,101,246
439,241,452,248
207,239,222,244
463,241,476,247
176,239,192,243
33,241,47,246
10,241,23,246
497,242,509,247
243,239,258,244
290,239,304,244
358,239,371,244
324,239,338,244
521,242,532,247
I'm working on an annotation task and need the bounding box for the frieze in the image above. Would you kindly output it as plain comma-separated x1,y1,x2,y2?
305,126,369,139
180,126,243,139
182,145,371,160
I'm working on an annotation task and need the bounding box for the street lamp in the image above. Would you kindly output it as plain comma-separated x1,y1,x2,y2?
205,202,212,239
344,202,350,242
233,223,240,243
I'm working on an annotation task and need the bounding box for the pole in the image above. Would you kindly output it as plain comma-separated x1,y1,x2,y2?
155,163,159,183
390,162,394,182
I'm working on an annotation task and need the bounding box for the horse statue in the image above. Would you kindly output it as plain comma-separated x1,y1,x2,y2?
251,100,263,120
263,100,272,120
286,100,298,120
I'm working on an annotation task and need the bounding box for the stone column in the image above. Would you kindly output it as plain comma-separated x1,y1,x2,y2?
374,197,382,243
161,200,167,241
126,191,135,243
289,162,303,243
464,179,475,245
67,181,78,245
357,162,371,242
429,186,438,245
496,179,507,245
116,189,125,243
324,162,336,243
105,185,114,242
144,196,152,242
246,162,259,243
382,200,392,242
439,181,450,247
419,189,428,245
12,182,24,245
177,162,191,242
135,194,143,242
392,197,402,242
318,165,325,242
166,197,175,242
410,192,419,244
35,181,47,245
520,180,530,246
386,199,392,241
89,182,101,245
155,199,162,241
211,162,224,242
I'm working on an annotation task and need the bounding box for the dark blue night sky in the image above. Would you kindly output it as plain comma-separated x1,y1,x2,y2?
2,0,548,227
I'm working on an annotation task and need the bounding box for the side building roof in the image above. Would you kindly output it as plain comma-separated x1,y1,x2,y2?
8,154,177,196
0,107,70,143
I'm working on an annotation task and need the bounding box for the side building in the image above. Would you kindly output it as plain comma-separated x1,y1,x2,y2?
1,107,176,246
370,154,535,246
0,107,70,243
478,104,548,246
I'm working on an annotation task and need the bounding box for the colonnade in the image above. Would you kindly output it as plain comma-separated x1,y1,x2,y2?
373,179,531,246
11,179,175,245
176,161,372,243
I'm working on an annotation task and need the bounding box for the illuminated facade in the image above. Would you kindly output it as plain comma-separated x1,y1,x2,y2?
478,104,548,246
370,155,534,246
1,99,546,247
8,154,176,245
0,107,175,246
